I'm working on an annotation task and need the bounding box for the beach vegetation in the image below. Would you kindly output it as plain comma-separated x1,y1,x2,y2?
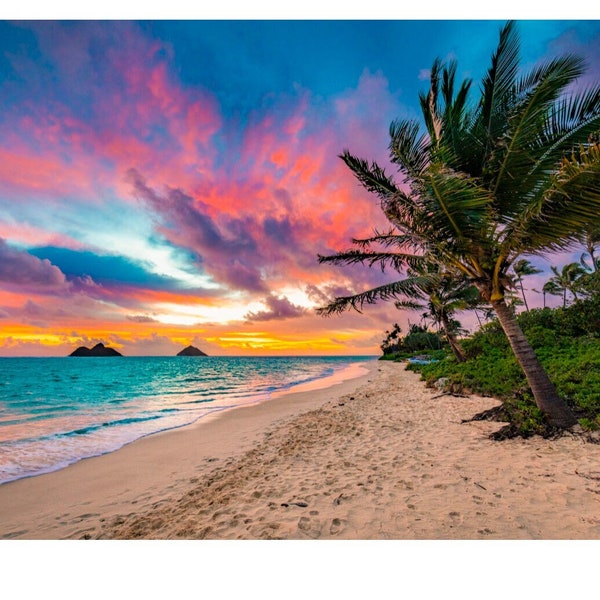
511,259,542,312
380,322,403,355
408,297,600,437
545,262,588,307
318,20,600,428
380,323,445,359
319,257,482,362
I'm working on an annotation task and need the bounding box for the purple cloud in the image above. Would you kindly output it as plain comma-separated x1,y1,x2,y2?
0,238,68,292
244,294,308,322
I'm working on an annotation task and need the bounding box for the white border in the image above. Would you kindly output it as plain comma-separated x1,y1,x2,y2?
2,2,600,20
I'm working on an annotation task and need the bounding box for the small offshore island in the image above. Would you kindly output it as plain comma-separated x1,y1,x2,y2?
176,345,208,356
68,343,209,357
69,342,123,357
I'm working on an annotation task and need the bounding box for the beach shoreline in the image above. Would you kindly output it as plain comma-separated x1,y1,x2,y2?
0,358,376,540
2,360,600,540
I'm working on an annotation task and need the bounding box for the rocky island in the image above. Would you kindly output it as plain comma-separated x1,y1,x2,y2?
69,343,123,357
176,345,208,357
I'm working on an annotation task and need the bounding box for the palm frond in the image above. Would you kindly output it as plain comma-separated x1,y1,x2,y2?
418,163,493,246
317,249,425,273
350,230,423,252
394,299,425,311
442,78,474,170
339,151,398,199
477,20,520,156
316,275,439,316
521,85,600,188
516,55,585,99
388,119,430,180
419,58,444,145
499,142,600,255
490,54,587,205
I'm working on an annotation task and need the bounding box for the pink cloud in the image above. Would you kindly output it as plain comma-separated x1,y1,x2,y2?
0,22,223,204
0,222,85,251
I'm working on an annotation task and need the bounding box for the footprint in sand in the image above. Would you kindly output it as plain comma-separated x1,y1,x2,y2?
329,518,346,535
448,511,463,526
297,516,322,539
1,530,28,539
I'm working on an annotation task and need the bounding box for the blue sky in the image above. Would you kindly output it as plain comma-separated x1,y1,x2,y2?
141,20,600,116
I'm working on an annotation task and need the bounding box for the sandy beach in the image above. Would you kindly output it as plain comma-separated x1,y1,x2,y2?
1,360,600,540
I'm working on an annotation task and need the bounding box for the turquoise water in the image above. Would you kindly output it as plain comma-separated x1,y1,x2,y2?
0,356,373,485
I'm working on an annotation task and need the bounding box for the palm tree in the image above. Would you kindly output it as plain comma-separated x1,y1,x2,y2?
318,254,480,362
319,21,600,427
397,273,480,363
547,262,587,307
541,280,562,308
511,259,542,312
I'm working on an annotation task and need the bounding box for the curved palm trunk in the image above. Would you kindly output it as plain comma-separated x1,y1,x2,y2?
491,299,576,427
440,315,466,363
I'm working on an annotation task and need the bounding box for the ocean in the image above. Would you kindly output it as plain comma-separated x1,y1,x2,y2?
0,355,373,485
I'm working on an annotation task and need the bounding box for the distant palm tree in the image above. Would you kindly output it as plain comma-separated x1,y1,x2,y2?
547,263,587,307
541,280,561,308
318,253,480,362
319,21,600,427
397,273,480,363
511,259,542,312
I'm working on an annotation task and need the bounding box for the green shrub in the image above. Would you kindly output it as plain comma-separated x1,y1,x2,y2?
521,325,558,349
379,323,445,358
408,301,600,438
504,398,547,437
403,330,443,352
579,417,600,432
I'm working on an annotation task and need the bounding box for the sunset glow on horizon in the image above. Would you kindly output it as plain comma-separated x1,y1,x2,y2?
1,20,599,356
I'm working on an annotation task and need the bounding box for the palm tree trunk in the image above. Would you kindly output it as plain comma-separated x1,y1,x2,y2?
587,241,598,273
491,299,576,428
440,315,466,363
519,280,529,311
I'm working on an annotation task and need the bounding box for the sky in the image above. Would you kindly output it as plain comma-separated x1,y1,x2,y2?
0,16,599,356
